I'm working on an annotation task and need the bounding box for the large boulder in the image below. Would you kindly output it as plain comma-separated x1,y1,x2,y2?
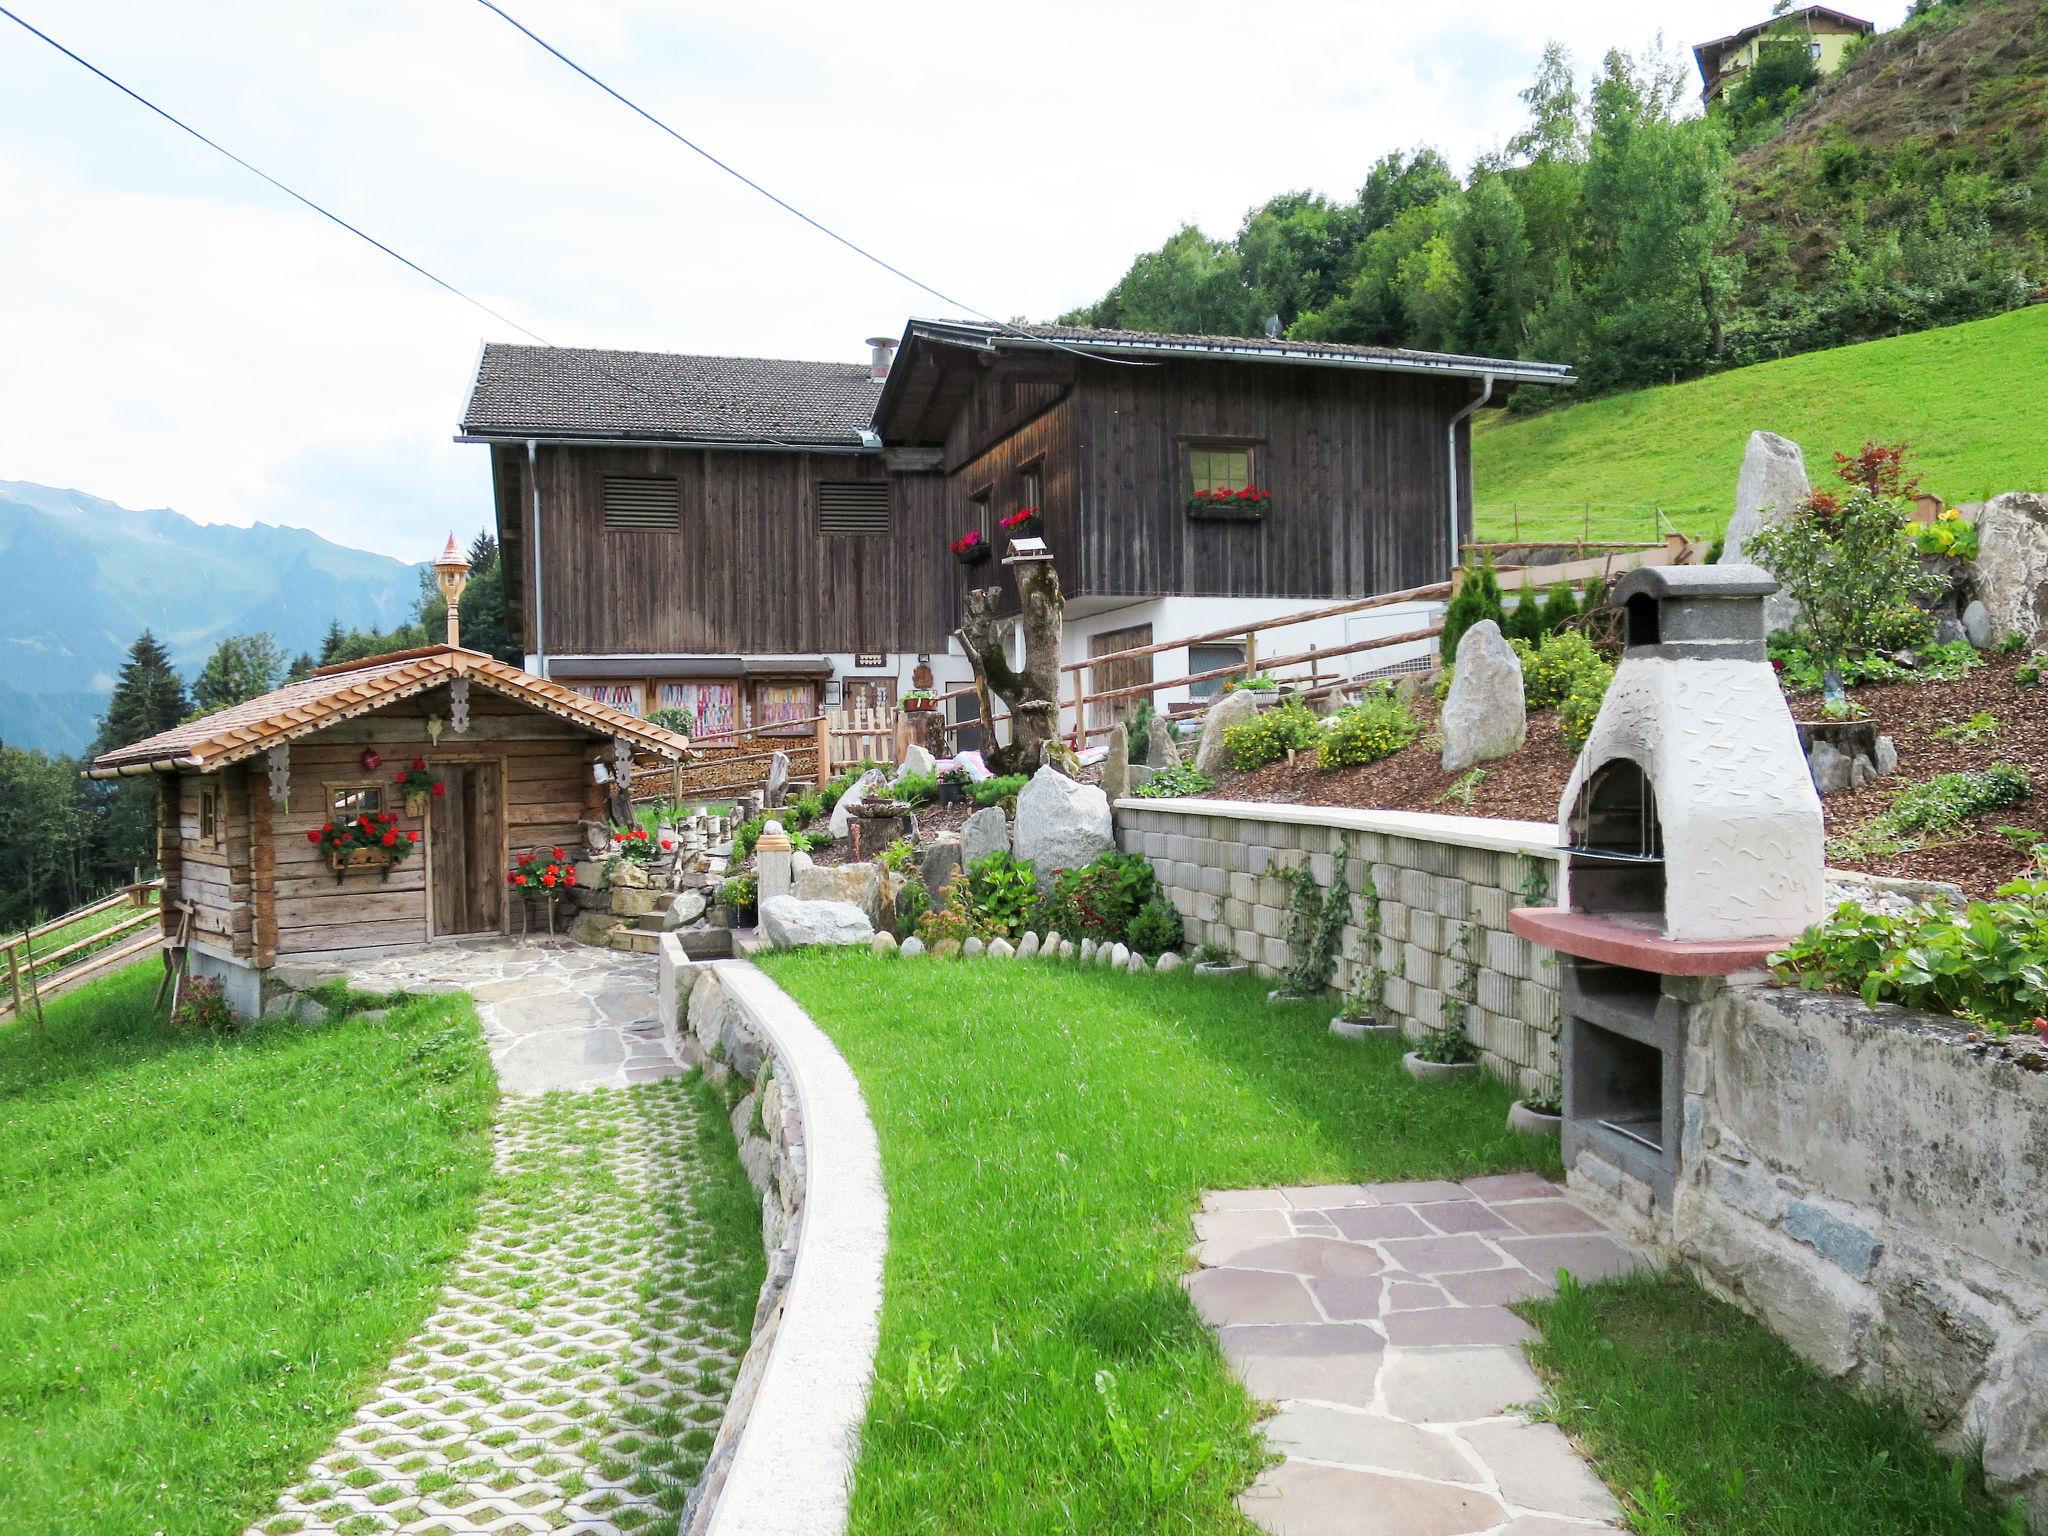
1192,689,1260,778
828,768,887,840
764,750,790,808
1440,620,1526,773
1720,430,1810,633
1147,710,1183,769
1013,765,1114,890
960,806,1009,869
1973,492,2048,646
1103,722,1131,803
920,834,963,899
892,743,937,784
796,861,886,926
758,895,874,949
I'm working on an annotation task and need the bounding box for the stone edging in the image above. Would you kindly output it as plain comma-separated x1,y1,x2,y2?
1113,795,1562,856
660,945,888,1536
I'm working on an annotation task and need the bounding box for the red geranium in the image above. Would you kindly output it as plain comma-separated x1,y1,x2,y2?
431,782,446,797
306,829,320,843
407,830,420,844
382,830,398,847
410,758,426,771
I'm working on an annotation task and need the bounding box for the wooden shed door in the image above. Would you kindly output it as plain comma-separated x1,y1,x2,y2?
430,765,502,936
1087,624,1153,732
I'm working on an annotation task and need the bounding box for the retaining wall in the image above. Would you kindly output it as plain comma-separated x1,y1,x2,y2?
1637,979,2048,1524
657,942,886,1536
1116,798,1567,1093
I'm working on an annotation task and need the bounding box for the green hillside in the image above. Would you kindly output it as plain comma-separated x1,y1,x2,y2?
1470,305,2048,544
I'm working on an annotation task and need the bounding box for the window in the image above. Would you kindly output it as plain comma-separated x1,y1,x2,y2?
1189,641,1247,701
199,787,220,845
657,681,735,738
331,784,384,817
572,682,644,715
1188,444,1255,495
969,488,992,540
1808,40,1822,59
1021,464,1043,515
753,681,816,734
817,481,892,536
602,474,681,531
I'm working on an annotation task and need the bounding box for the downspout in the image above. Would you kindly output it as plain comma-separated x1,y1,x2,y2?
1445,372,1496,578
527,439,548,678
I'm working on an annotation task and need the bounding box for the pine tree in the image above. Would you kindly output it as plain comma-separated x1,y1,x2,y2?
468,530,499,575
1538,580,1583,635
1440,556,1506,661
284,652,317,683
191,633,285,716
319,619,347,664
1451,173,1533,357
93,631,189,754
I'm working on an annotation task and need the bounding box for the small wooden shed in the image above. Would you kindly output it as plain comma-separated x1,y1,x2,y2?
88,644,688,1012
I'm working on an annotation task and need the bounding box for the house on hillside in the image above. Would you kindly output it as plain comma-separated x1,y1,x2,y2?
455,321,1571,741
1694,6,1873,105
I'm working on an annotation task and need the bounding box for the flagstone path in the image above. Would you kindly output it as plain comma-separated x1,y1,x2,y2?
246,943,756,1536
1189,1173,1648,1536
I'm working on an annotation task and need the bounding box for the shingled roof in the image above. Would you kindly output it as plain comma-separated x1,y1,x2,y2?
457,343,883,447
89,646,690,775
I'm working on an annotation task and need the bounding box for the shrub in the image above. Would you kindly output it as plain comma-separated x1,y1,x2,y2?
788,791,826,828
1440,555,1505,661
1557,660,1615,751
1043,851,1159,943
1521,630,1605,711
1503,594,1548,645
1131,763,1215,799
789,828,832,854
1831,765,2032,861
730,814,767,864
1536,580,1583,636
893,770,939,806
915,905,974,948
1126,897,1184,957
1773,872,2048,1034
645,706,694,737
1768,630,1981,693
1126,698,1155,765
171,975,237,1036
1222,699,1322,771
1278,848,1348,997
1317,693,1421,770
719,873,758,910
969,774,1029,809
878,837,919,874
956,851,1041,939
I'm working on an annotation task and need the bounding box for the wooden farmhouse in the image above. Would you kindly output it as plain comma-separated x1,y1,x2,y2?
456,320,1573,735
87,610,686,1014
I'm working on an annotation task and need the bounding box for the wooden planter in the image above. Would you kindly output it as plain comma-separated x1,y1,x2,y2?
956,543,992,567
326,844,398,883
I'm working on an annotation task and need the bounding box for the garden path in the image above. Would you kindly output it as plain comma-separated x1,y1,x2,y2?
1191,1174,1643,1536
246,943,752,1536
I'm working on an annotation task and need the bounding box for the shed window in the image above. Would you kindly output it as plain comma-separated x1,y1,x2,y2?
753,681,817,734
602,474,681,531
1189,641,1248,700
657,681,736,738
572,682,644,716
199,787,220,846
1189,444,1255,495
331,784,384,817
817,481,892,536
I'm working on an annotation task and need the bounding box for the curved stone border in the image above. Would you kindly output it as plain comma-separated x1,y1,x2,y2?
660,942,888,1536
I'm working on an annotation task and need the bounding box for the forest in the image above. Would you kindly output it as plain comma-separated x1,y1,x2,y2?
1062,0,2045,397
0,533,518,933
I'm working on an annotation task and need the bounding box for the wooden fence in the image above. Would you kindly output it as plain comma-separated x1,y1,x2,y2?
3,879,164,1021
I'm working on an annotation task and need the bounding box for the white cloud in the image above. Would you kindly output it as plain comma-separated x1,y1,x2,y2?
0,0,1905,560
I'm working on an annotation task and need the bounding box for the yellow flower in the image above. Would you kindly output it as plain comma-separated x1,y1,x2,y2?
1940,508,1960,521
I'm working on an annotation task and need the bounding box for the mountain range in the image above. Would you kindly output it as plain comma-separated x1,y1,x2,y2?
0,480,424,756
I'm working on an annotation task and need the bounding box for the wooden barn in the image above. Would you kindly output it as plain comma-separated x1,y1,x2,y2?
87,629,687,1015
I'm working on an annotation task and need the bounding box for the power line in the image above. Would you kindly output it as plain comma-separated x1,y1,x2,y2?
471,0,1151,368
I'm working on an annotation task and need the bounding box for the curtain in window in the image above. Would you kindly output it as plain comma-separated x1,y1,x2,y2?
754,682,816,731
658,681,737,738
573,683,643,715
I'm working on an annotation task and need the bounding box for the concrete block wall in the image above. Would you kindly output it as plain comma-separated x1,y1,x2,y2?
1115,799,1567,1094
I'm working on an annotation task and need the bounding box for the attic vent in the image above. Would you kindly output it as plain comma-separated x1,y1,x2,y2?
603,474,681,530
817,481,891,536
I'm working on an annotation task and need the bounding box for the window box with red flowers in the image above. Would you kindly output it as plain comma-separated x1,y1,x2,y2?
309,812,420,881
951,530,992,567
998,506,1043,540
1188,485,1273,521
394,758,444,818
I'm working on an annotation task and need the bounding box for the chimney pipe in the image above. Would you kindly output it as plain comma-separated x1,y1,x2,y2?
432,532,472,650
866,335,897,381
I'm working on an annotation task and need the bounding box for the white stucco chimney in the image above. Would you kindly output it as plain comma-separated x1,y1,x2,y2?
866,335,897,381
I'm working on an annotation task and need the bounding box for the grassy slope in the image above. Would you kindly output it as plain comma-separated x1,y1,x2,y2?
1472,305,2048,542
0,964,498,1536
761,951,1552,1534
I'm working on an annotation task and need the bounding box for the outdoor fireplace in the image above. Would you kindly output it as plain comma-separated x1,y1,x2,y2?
1512,565,1826,1212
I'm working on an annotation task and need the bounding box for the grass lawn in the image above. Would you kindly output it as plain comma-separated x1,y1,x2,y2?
0,962,498,1536
1471,305,2048,544
1521,1268,2029,1536
759,950,1550,1534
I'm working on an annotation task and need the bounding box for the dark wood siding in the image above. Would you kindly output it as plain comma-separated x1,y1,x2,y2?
496,445,956,657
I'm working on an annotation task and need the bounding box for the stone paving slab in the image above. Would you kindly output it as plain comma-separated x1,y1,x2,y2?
1188,1173,1648,1536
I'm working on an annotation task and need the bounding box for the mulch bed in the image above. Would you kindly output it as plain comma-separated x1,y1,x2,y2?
1209,654,2047,899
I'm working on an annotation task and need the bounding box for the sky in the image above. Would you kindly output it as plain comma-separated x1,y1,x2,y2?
0,0,1907,563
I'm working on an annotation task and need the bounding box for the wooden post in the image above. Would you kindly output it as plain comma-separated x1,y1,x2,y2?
1513,502,1521,542
249,767,277,970
6,935,26,1021
1070,668,1085,749
813,712,831,783
1244,629,1258,680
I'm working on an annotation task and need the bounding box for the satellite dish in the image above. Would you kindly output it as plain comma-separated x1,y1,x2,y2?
1264,313,1282,338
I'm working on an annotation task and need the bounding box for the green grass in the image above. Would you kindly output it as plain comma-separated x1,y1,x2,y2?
1472,306,2048,543
758,951,1552,1534
0,962,498,1536
1520,1268,2029,1535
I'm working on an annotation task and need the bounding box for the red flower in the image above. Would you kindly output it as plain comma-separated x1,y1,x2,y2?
2035,1016,2047,1040
564,870,577,887
322,822,334,832
506,872,520,885
411,758,426,771
551,847,565,860
382,830,398,847
661,839,673,851
541,870,557,887
407,830,420,844
514,873,528,886
431,782,446,796
306,829,321,843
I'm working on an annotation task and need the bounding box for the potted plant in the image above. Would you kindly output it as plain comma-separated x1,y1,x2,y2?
507,847,578,916
720,873,759,928
999,506,1044,539
1509,1083,1563,1138
951,530,992,567
937,765,970,806
1227,673,1282,705
1331,981,1398,1040
615,826,659,864
309,812,420,881
394,758,442,818
1192,940,1247,977
1404,1024,1481,1081
900,688,939,714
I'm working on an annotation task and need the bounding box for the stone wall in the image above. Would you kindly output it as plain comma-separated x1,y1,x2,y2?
1610,979,2048,1522
658,944,886,1536
1115,799,1568,1093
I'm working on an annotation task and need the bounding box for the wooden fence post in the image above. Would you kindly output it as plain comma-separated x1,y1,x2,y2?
814,713,831,783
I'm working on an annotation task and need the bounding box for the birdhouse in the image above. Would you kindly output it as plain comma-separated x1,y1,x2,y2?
1003,535,1053,565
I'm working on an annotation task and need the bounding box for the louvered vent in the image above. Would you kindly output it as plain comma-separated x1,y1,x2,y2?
817,481,891,536
603,474,681,530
